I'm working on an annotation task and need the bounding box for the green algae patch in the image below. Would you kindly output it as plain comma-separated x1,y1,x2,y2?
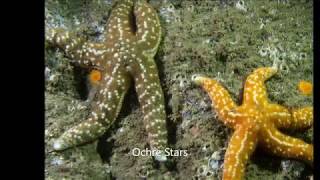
45,0,313,179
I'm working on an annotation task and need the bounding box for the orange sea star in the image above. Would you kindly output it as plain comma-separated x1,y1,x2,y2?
192,67,313,180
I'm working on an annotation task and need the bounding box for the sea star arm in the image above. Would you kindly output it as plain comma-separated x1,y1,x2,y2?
104,0,135,43
134,0,162,55
265,104,313,129
192,76,237,128
290,106,313,128
130,55,167,161
223,124,258,180
53,70,131,150
259,123,313,167
46,28,106,69
242,67,277,106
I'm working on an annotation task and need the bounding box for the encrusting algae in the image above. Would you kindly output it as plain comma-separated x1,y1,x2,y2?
45,0,313,179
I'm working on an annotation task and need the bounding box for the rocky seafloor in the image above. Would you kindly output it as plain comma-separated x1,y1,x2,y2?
45,0,313,179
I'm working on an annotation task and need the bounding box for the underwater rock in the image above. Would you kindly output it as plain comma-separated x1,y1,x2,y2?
45,0,313,179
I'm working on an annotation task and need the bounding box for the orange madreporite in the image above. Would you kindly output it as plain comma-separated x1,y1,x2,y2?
192,67,313,180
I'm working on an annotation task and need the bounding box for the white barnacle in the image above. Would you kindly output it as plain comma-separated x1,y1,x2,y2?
235,0,247,12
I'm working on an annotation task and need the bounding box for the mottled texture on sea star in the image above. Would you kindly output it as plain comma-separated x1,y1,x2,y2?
46,0,168,161
192,67,313,180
